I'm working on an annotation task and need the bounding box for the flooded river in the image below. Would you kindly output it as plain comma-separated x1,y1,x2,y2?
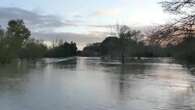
0,57,195,110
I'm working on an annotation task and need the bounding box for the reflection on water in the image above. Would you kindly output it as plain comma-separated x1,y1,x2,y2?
0,57,195,110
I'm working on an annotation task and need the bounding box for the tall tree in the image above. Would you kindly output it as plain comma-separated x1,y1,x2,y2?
7,19,31,50
0,20,31,63
117,25,140,64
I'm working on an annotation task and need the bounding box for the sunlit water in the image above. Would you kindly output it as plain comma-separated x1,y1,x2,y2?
0,57,195,110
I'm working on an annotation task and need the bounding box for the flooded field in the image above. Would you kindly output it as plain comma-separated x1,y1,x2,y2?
0,57,195,110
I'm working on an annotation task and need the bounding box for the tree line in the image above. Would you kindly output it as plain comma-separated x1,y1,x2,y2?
81,26,169,63
81,0,195,63
1,19,195,64
0,20,77,64
81,24,195,63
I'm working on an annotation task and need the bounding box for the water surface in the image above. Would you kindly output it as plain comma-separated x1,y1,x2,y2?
0,57,195,110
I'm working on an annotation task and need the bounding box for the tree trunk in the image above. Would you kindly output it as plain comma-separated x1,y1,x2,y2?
121,50,125,64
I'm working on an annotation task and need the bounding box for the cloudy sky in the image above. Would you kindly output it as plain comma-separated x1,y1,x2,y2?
0,0,171,49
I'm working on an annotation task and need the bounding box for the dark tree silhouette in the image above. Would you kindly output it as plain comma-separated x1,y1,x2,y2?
18,39,48,59
46,41,77,58
117,25,140,64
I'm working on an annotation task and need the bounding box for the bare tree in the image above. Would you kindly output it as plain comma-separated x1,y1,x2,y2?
160,0,195,38
161,0,195,14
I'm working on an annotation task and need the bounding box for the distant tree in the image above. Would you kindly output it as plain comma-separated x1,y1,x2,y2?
46,41,77,58
100,37,119,57
18,39,48,59
117,25,140,64
82,43,101,57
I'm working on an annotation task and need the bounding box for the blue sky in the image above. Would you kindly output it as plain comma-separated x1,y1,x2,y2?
0,0,171,49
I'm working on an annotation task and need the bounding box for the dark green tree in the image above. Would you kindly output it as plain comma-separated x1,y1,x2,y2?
0,20,31,63
7,19,31,50
46,41,77,58
18,39,48,59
